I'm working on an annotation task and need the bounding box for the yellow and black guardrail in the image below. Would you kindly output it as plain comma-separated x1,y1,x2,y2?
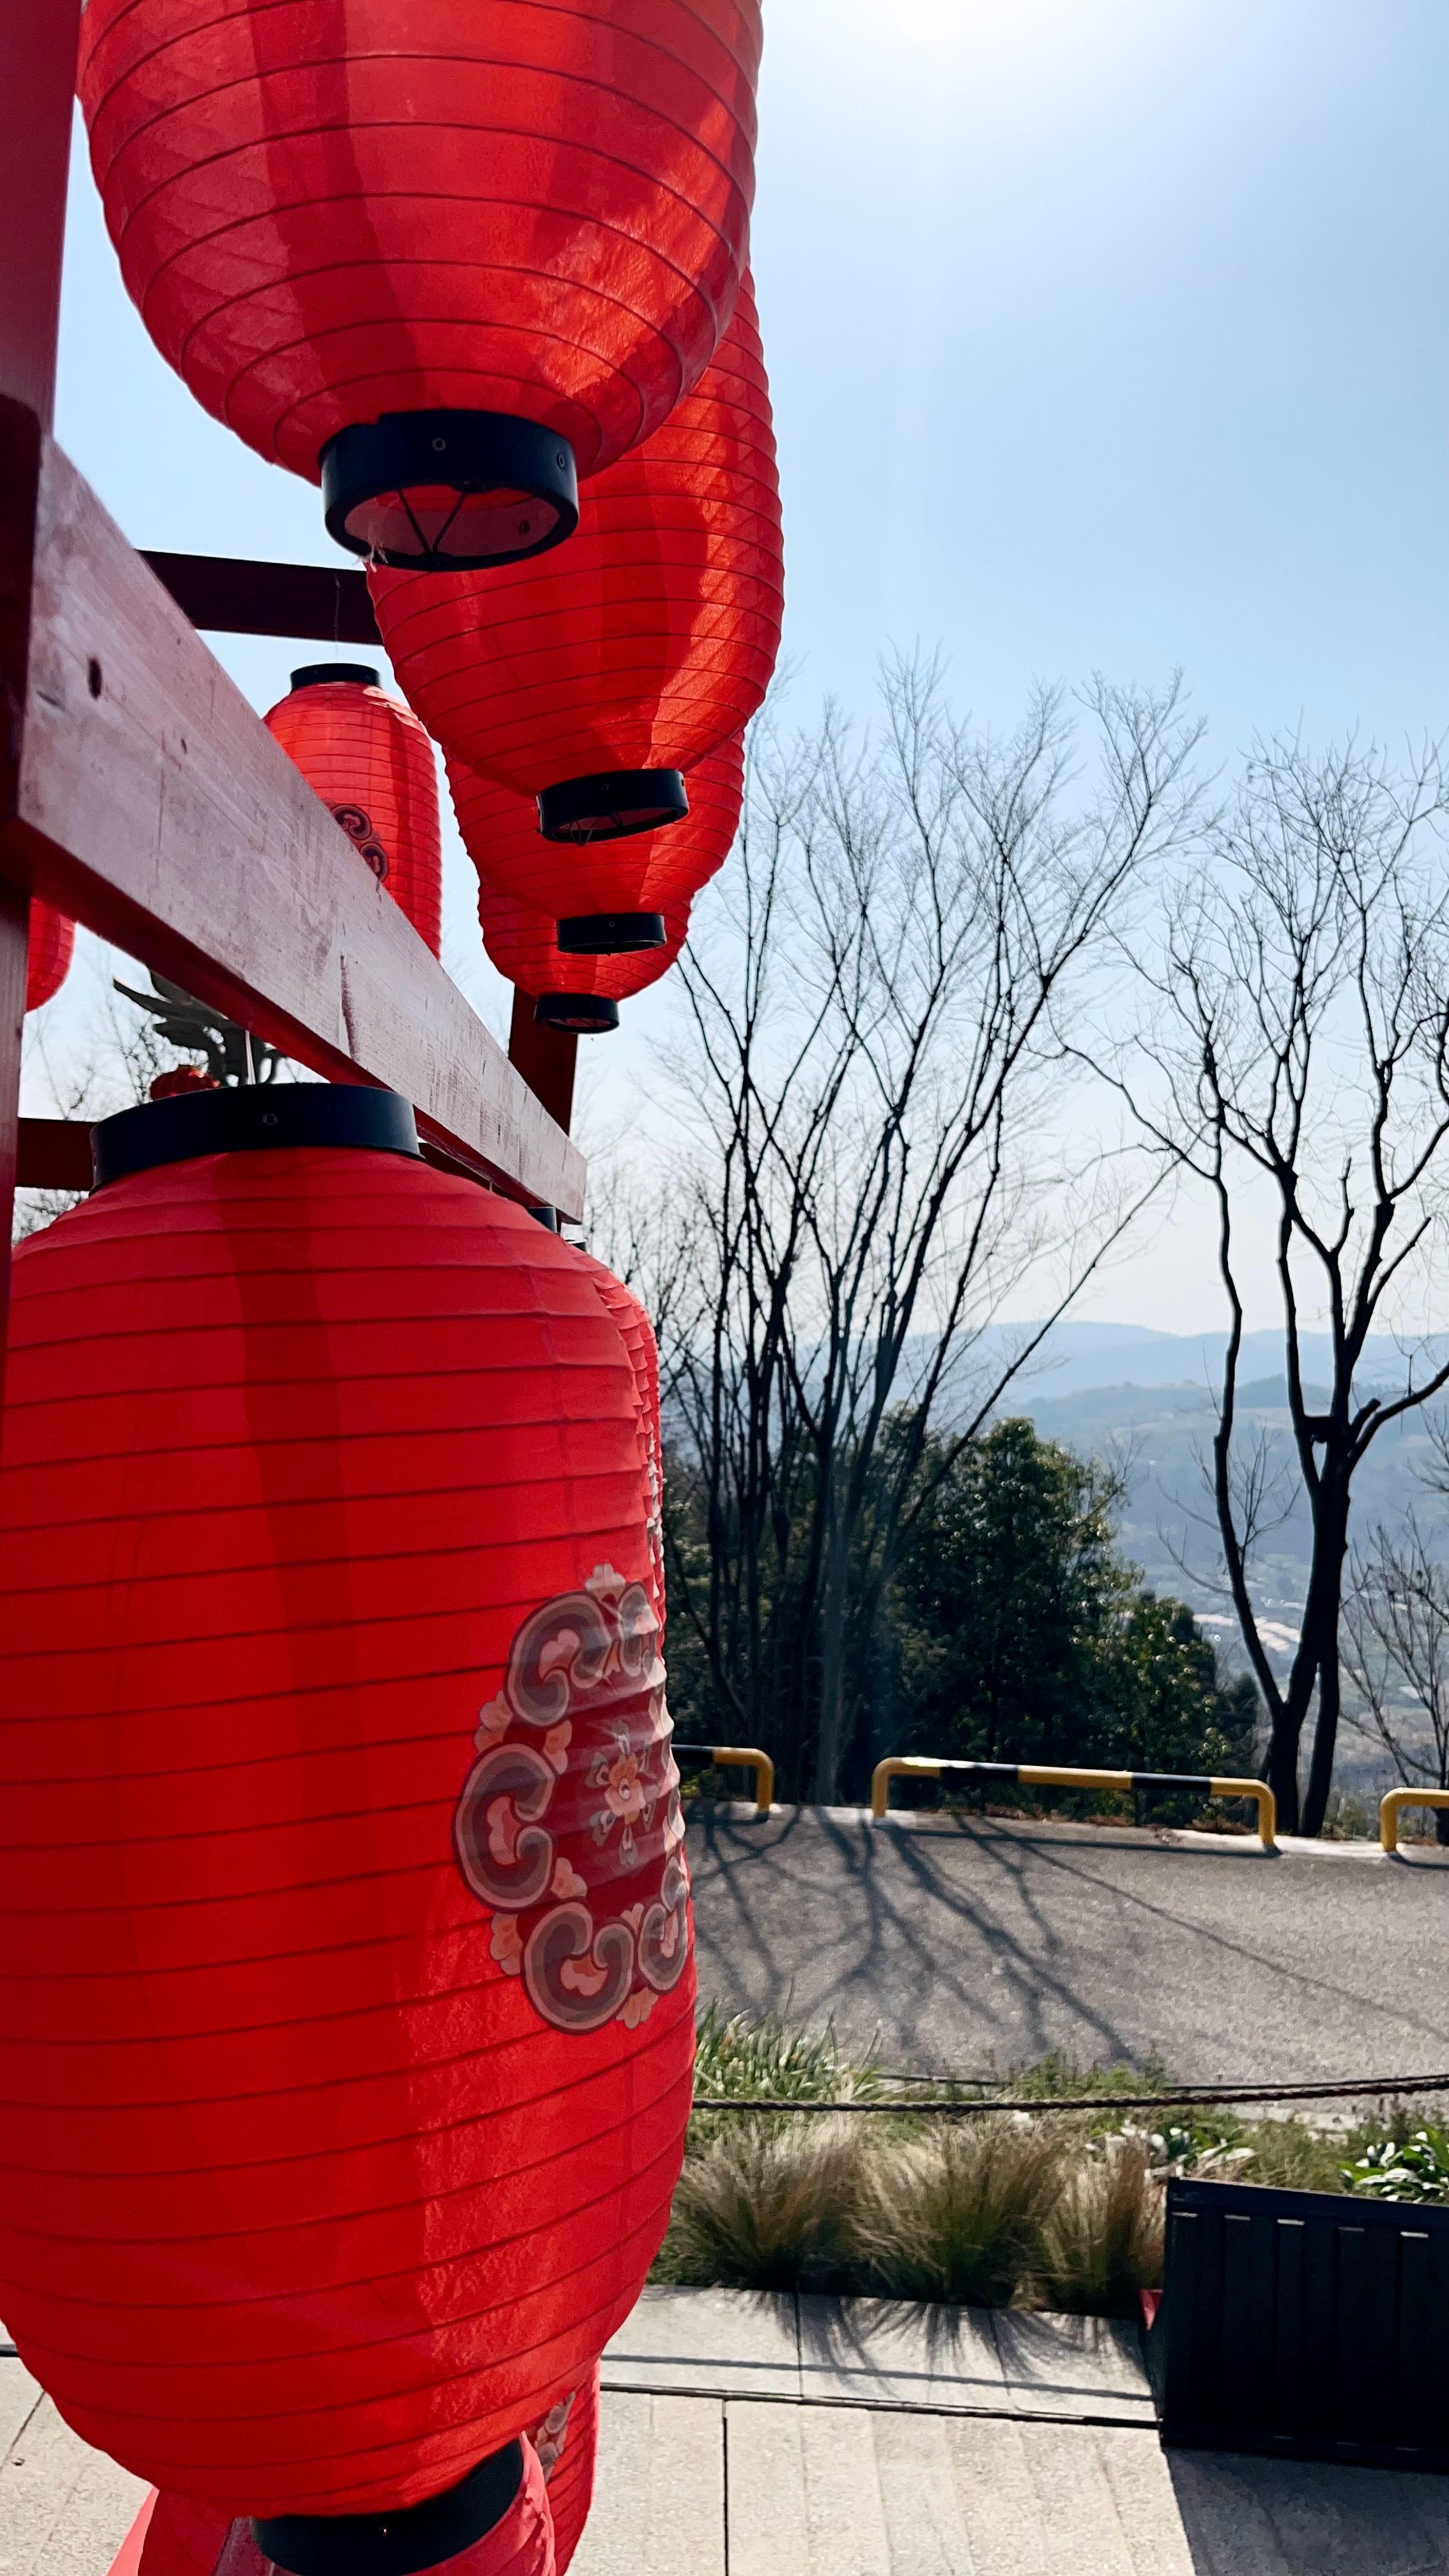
871,1754,1276,1847
1381,1786,1449,1853
674,1744,775,1816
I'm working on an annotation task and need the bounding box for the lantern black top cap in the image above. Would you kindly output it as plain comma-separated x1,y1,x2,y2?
93,1084,422,1188
321,410,579,571
538,769,689,844
256,2441,525,2576
289,662,380,691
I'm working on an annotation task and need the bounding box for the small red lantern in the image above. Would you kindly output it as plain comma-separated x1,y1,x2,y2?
450,737,742,956
264,666,443,956
0,1085,694,2550
450,763,687,1029
529,2365,600,2576
78,0,762,567
25,900,74,1012
371,275,781,868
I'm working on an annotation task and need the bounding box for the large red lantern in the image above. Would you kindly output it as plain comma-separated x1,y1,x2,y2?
371,275,781,876
529,2366,599,2576
25,900,75,1012
78,0,763,568
449,739,742,956
263,666,443,956
0,1085,694,2552
139,2444,556,2576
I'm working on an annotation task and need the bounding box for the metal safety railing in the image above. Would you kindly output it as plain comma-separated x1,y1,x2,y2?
871,1755,1276,1848
1381,1786,1449,1853
674,1744,775,1816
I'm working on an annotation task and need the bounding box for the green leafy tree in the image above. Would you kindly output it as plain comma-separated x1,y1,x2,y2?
889,1418,1257,1795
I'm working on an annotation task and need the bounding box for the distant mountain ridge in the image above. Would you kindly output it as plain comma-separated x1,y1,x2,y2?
976,1319,1442,1404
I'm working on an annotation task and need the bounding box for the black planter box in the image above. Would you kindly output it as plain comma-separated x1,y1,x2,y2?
1146,2174,1449,2471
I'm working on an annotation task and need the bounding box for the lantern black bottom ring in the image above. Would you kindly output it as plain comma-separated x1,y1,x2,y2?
320,410,579,571
556,912,666,954
535,992,621,1034
255,2439,525,2576
537,769,689,843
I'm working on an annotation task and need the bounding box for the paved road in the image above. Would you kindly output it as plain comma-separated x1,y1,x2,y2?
684,1807,1449,2087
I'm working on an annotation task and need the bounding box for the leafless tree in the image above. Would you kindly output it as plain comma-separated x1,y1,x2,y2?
613,663,1203,1801
1100,733,1449,1834
1344,1515,1449,1842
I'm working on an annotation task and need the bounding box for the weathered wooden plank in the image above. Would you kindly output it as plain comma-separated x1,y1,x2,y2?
0,436,585,1218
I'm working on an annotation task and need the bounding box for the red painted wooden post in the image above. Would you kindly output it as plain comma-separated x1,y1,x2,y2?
508,987,578,1145
0,0,81,1384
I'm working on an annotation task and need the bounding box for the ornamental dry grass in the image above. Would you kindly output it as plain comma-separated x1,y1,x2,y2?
657,2113,1104,2308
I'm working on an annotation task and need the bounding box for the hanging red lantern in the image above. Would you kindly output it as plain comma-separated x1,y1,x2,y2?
0,1085,694,2549
450,737,742,957
479,878,689,1034
371,273,781,877
263,666,443,956
77,0,763,569
528,2366,599,2576
25,900,74,1012
140,2444,556,2576
450,763,687,1029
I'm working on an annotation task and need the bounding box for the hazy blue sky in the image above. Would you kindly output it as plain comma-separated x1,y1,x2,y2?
36,0,1449,1326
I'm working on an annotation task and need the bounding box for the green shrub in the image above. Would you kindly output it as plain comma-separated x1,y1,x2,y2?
1343,2128,1449,2204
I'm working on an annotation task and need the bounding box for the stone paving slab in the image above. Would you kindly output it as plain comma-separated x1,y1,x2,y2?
0,2365,146,2576
989,2313,1155,2423
604,2285,801,2397
795,2297,1008,2411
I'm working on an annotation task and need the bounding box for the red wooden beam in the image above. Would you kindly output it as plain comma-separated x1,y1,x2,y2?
0,434,585,1218
17,1118,94,1193
141,552,381,646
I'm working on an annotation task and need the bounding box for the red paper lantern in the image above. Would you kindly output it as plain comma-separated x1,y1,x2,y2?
452,738,743,956
0,1085,694,2543
141,2444,556,2576
264,667,443,956
25,900,74,1013
371,275,781,877
529,2366,599,2576
78,0,763,567
450,763,687,1030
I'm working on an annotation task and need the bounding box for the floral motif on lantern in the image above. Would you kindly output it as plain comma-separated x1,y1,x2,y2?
530,2387,578,2481
454,1567,691,2034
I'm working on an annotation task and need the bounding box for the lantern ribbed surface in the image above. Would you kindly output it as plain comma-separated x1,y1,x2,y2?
25,900,75,1013
451,739,743,937
77,0,761,489
264,673,443,957
0,1123,694,2516
371,277,781,816
530,2364,599,2576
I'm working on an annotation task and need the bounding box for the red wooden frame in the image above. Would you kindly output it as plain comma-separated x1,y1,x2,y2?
0,4,584,1393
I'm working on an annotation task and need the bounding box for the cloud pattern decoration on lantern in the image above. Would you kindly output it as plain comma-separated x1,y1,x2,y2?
370,275,781,844
78,0,763,567
263,666,443,957
0,1084,695,2520
528,2365,599,2576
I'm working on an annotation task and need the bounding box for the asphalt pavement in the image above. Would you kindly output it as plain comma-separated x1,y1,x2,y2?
683,1805,1449,2089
